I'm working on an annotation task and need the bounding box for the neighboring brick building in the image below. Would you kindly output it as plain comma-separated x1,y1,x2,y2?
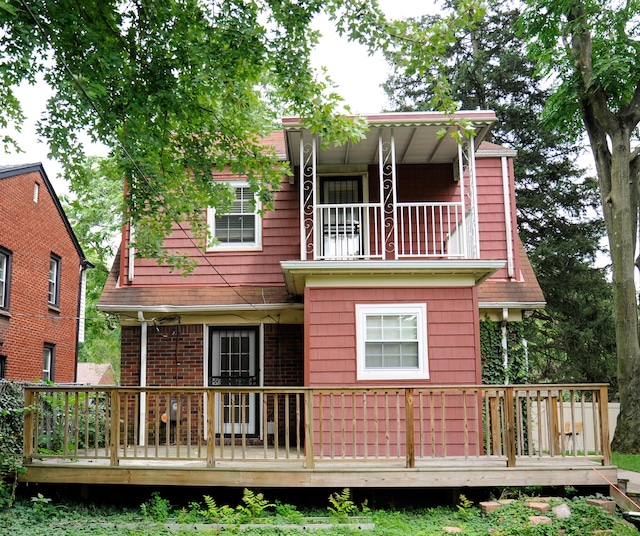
0,163,90,382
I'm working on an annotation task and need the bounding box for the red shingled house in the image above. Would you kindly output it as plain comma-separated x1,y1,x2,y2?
98,111,544,451
0,163,91,383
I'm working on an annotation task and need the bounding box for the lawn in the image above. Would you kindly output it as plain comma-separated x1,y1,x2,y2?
0,487,638,535
613,451,640,472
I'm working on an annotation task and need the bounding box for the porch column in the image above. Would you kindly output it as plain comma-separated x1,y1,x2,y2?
378,128,398,259
137,311,148,446
456,139,480,259
299,132,317,260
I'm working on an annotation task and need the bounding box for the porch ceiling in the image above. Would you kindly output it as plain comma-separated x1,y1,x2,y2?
283,111,496,167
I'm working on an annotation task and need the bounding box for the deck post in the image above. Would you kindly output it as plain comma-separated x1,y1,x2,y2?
304,389,315,469
405,388,415,468
503,387,516,467
598,386,612,465
23,388,35,463
110,389,120,466
206,390,215,467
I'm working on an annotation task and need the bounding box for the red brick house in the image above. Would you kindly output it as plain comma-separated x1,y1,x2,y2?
0,163,90,382
98,111,544,445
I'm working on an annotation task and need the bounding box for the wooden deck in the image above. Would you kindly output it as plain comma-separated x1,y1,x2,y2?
19,384,617,489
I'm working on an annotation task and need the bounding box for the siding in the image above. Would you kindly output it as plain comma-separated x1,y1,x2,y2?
126,180,300,286
304,286,479,387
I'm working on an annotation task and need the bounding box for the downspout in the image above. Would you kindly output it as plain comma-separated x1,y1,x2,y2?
138,310,148,446
75,259,93,383
502,307,509,385
501,156,515,278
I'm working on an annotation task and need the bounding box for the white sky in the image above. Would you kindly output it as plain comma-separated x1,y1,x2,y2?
2,1,431,194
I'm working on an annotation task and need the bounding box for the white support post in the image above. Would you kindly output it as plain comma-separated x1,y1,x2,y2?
390,128,398,260
138,311,148,446
299,134,306,261
457,144,468,258
468,139,480,258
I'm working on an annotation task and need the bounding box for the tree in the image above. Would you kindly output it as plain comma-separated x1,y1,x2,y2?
518,0,640,452
383,1,617,393
0,0,483,272
60,156,122,379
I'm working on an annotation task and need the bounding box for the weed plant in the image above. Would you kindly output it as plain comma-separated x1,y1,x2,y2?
0,488,638,535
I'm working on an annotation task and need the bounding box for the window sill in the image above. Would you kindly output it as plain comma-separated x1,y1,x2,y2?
0,308,11,320
48,305,61,315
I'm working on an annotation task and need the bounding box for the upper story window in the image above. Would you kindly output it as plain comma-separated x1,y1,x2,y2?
0,247,11,310
208,182,262,251
43,344,55,382
48,254,61,307
356,303,429,381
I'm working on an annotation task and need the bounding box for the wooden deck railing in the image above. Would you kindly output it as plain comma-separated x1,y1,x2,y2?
22,384,611,469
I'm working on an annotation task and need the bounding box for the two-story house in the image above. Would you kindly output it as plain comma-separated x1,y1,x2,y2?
98,111,544,452
0,163,90,383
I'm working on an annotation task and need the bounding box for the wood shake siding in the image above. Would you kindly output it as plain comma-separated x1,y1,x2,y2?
476,158,513,278
305,287,479,387
125,180,299,286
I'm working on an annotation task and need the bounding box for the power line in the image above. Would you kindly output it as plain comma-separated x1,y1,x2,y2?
19,0,282,324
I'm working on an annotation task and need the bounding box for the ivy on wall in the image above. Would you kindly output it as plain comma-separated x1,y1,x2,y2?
480,317,529,385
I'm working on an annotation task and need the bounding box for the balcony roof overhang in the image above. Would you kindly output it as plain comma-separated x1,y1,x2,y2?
281,260,506,296
282,111,496,167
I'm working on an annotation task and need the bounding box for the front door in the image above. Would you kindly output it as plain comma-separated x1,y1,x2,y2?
208,328,258,435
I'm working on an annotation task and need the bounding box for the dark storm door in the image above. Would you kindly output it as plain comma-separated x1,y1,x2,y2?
209,328,258,435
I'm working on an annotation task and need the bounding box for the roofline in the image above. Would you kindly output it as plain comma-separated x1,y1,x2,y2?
97,303,304,314
282,110,497,130
0,162,89,266
476,147,518,158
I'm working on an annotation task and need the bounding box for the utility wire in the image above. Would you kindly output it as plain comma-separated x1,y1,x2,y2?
19,0,282,323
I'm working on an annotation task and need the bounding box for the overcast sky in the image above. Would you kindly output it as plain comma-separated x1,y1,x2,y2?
2,1,430,193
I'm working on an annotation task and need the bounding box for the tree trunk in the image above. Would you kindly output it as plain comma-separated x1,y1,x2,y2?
604,134,640,453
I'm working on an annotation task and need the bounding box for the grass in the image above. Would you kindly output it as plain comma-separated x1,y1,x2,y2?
613,451,640,472
0,488,638,535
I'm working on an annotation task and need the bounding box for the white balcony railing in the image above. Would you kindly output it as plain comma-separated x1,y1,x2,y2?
315,204,384,260
313,202,471,260
396,202,466,258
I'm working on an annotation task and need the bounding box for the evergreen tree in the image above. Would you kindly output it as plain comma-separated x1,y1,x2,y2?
383,1,617,392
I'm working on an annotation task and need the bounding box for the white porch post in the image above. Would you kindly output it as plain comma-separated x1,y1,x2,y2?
457,144,468,258
299,133,316,260
378,128,398,259
137,311,148,446
468,138,480,258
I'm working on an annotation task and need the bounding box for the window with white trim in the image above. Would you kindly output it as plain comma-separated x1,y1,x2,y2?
43,344,55,382
0,247,10,310
356,303,428,381
208,182,262,250
48,254,61,307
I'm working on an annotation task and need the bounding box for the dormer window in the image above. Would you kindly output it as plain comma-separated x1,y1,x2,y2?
208,182,262,251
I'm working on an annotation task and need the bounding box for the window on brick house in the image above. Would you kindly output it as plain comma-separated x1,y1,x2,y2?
0,247,11,310
356,303,429,381
208,182,262,250
43,344,55,381
0,356,6,379
48,254,61,307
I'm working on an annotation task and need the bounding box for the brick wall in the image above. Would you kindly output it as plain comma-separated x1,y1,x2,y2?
263,323,304,386
0,169,82,382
